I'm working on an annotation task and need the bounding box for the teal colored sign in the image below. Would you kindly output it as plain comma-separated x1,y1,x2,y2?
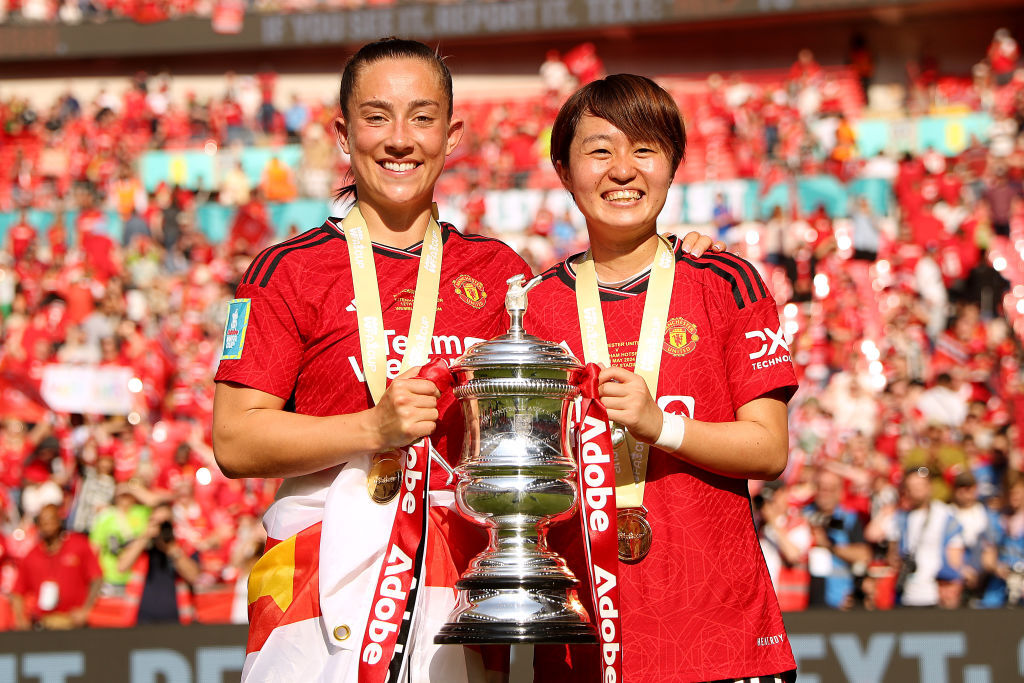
855,113,992,158
140,145,304,192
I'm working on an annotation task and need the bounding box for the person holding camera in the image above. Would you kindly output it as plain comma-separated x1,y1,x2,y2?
115,500,200,624
886,467,965,607
994,475,1024,606
804,469,872,609
948,471,1002,607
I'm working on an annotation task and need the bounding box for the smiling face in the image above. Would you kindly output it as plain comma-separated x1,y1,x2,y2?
557,114,673,241
334,57,463,215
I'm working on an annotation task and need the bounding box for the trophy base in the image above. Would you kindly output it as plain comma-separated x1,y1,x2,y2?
433,582,598,645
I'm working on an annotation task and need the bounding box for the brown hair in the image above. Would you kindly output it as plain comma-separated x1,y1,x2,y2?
335,37,454,202
549,74,686,174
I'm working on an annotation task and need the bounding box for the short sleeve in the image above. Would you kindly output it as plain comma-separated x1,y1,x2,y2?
81,537,103,583
723,295,798,412
943,512,964,550
214,277,305,401
13,556,32,595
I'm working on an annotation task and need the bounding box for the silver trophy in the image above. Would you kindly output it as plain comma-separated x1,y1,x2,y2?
434,275,598,644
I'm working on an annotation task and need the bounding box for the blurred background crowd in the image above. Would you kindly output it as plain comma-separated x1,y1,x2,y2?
0,20,1023,630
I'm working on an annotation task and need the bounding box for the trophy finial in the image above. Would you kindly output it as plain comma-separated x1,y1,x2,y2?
505,274,543,335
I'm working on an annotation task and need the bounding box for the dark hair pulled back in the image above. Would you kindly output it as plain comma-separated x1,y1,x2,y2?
334,37,453,203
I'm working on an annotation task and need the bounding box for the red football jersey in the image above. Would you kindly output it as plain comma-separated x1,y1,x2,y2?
214,218,530,483
527,238,798,681
16,533,102,619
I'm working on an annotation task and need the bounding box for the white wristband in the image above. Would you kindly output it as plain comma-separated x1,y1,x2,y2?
654,411,686,452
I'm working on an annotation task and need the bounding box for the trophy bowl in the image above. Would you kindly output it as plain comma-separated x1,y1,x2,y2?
434,277,598,645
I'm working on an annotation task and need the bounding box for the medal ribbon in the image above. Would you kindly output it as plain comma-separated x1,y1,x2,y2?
344,202,444,404
574,235,675,508
358,359,453,683
575,363,624,682
343,202,445,682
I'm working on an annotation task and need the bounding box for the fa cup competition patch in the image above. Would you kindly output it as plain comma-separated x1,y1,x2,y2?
221,298,252,360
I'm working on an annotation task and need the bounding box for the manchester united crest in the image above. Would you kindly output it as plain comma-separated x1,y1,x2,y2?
453,275,487,309
663,317,699,357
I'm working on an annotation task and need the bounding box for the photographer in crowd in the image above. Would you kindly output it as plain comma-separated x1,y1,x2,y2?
887,467,965,607
995,476,1024,606
948,471,1003,607
115,500,199,624
804,469,872,609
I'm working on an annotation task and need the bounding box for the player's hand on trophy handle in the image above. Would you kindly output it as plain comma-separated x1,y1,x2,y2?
372,366,442,450
597,365,663,445
678,231,726,257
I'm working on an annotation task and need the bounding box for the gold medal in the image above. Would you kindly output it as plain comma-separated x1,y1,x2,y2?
617,508,652,563
367,453,402,504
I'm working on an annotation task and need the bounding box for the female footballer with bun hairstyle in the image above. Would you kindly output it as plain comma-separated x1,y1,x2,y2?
528,74,798,682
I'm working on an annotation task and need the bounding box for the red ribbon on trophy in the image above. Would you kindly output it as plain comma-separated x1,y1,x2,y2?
358,358,453,683
575,363,624,682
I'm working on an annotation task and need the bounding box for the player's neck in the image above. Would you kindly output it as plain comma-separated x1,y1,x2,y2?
356,200,433,250
589,231,661,283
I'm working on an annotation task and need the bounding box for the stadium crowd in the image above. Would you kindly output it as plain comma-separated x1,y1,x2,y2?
0,0,442,26
0,36,1023,630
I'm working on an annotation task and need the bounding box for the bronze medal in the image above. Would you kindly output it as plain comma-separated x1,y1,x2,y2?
617,508,653,563
367,454,402,504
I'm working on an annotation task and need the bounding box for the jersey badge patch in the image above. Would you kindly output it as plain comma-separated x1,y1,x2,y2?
221,298,252,360
663,317,699,357
453,275,487,309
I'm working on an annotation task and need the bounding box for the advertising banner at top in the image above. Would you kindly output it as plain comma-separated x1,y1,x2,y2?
0,0,948,61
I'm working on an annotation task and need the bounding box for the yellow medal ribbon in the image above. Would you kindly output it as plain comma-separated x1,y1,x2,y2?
343,202,444,405
575,235,675,509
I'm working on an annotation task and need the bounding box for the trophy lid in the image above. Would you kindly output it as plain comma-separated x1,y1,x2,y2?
452,330,582,371
451,274,582,372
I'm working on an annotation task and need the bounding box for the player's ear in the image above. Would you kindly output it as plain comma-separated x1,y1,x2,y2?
445,116,464,157
334,115,351,155
555,161,575,203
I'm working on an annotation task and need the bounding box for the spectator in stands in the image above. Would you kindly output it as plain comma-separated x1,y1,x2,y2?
988,28,1020,87
848,34,874,101
963,250,1011,319
758,483,812,612
114,500,199,624
995,474,1024,606
888,467,964,607
11,503,102,630
539,49,572,97
260,156,297,202
850,196,881,262
711,192,736,239
804,469,872,609
20,435,67,520
562,42,603,86
89,481,152,589
984,169,1020,237
68,451,115,533
916,372,968,428
226,188,272,255
915,243,949,340
948,471,1003,607
283,93,310,142
219,161,252,207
